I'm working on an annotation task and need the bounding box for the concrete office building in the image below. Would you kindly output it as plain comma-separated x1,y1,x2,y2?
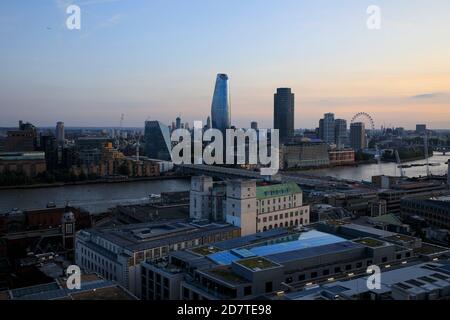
378,180,447,214
0,152,46,178
281,141,330,169
319,113,335,144
75,221,240,297
328,149,355,166
283,262,450,300
190,176,214,221
5,121,37,152
189,177,310,236
189,176,227,222
401,194,450,230
274,88,295,142
141,223,435,300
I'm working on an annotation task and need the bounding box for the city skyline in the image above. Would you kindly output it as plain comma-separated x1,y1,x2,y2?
1,1,450,129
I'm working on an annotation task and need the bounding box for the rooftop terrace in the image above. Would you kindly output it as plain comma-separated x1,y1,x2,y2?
236,257,279,271
207,267,249,284
190,246,221,256
353,238,385,248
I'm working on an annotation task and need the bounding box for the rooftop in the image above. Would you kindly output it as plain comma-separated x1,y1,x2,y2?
384,234,416,243
207,267,249,284
353,237,386,248
0,151,45,161
80,221,239,252
266,241,365,264
0,274,136,300
190,246,221,256
208,230,347,265
236,257,279,271
69,286,136,300
414,243,450,256
369,214,404,227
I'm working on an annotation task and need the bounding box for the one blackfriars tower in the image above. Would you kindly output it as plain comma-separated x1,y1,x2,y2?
274,88,295,142
211,74,231,133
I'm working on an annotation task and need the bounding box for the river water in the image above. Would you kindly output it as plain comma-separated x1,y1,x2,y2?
0,179,191,214
0,155,448,213
308,154,450,182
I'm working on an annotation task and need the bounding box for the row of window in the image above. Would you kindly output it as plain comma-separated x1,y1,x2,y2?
258,210,307,223
285,253,413,284
260,219,308,231
259,195,297,206
258,203,298,213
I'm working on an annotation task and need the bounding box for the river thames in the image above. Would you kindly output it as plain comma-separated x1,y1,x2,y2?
0,179,191,214
308,154,450,182
0,154,448,213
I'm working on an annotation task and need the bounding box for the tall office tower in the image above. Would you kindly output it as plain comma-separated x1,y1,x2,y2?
185,122,190,131
211,74,231,133
206,116,211,129
56,121,65,145
144,121,172,161
176,117,181,129
171,122,176,132
335,119,348,148
251,121,258,130
274,88,295,143
319,113,335,144
350,122,366,151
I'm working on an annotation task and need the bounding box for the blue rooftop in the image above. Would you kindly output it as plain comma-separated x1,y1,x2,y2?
208,230,347,265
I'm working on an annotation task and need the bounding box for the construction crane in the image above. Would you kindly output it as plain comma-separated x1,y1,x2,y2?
395,150,405,178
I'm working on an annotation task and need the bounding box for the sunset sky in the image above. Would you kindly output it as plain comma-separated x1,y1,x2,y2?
1,0,449,129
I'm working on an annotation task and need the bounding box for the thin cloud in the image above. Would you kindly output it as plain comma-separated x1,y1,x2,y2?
98,14,124,28
411,92,442,99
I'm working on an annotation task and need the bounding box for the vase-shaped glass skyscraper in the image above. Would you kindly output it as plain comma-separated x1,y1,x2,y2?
211,74,231,132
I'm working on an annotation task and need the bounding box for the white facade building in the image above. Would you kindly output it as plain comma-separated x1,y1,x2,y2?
224,180,310,236
74,221,240,297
